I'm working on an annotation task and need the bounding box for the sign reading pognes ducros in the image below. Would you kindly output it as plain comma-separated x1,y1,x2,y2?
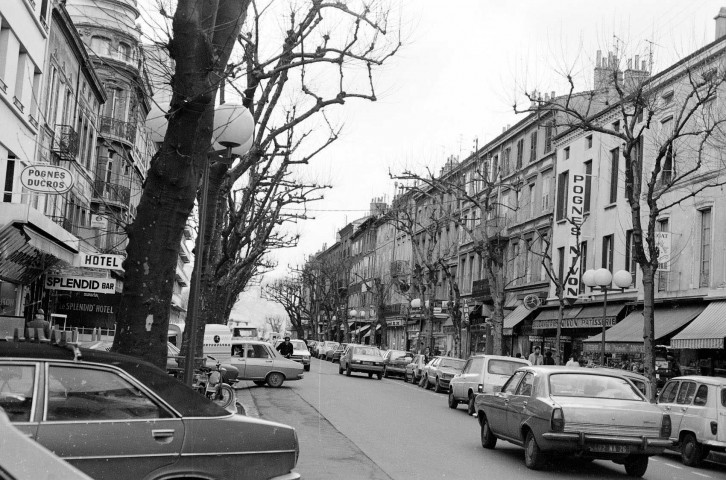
20,165,73,194
45,275,116,294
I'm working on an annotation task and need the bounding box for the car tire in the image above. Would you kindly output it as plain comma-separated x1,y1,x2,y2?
434,378,442,393
448,391,458,409
623,455,649,477
266,372,285,388
368,372,373,378
480,415,497,449
681,433,704,467
524,430,544,470
253,380,266,386
467,394,476,416
376,372,382,380
383,367,389,378
338,364,344,374
346,365,352,377
304,365,310,372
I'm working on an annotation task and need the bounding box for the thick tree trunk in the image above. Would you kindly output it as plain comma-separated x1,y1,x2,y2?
642,264,657,401
112,0,250,368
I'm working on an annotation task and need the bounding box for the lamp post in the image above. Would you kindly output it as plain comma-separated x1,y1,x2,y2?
582,268,632,367
182,104,254,386
349,310,357,343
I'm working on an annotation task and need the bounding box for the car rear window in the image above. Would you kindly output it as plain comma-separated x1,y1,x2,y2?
488,359,525,376
353,347,380,356
440,359,465,369
389,350,410,360
549,373,644,401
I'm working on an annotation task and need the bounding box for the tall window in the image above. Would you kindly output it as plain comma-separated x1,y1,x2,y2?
661,117,674,184
657,219,669,292
502,147,511,176
700,209,712,287
544,123,553,153
586,135,593,149
529,131,538,162
609,148,619,203
602,234,614,271
579,241,588,293
556,171,568,221
90,36,111,56
524,238,532,283
541,173,551,211
625,230,636,282
3,155,15,202
515,139,524,169
528,183,536,218
584,160,592,213
513,242,521,284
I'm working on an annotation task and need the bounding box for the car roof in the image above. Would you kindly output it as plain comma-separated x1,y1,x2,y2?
0,342,229,418
672,375,726,385
470,354,529,363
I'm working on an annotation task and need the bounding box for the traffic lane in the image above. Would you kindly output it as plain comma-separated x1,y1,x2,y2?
303,357,726,480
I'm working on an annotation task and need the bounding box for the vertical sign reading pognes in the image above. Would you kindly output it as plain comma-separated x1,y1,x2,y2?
565,167,587,299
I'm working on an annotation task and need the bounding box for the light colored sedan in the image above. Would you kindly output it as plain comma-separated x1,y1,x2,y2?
474,366,673,476
449,355,530,414
230,340,304,387
339,345,384,379
421,356,465,393
275,339,311,371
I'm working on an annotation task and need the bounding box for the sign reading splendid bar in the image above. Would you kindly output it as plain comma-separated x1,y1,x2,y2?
45,275,116,294
75,253,125,270
20,165,73,194
533,316,617,329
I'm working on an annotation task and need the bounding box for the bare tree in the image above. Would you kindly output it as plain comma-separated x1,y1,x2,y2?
262,273,309,339
265,315,287,336
520,43,726,394
301,250,351,342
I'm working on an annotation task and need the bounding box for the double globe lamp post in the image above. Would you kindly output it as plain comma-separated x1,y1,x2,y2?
582,268,632,367
180,104,254,385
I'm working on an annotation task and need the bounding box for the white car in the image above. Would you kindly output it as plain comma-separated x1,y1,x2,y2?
275,339,311,371
229,340,304,387
449,355,530,414
316,341,339,359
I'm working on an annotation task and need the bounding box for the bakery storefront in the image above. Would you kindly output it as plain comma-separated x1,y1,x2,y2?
531,303,627,363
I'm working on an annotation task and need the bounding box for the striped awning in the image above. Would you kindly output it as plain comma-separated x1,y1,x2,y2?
671,301,726,349
0,224,73,283
503,305,533,329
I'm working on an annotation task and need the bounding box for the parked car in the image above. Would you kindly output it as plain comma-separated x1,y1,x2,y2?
657,375,726,467
306,340,318,355
474,366,672,476
316,341,339,359
230,340,304,387
339,345,384,379
0,407,93,480
274,339,311,371
421,356,465,393
383,350,414,378
328,343,350,363
0,341,300,480
404,354,429,384
449,354,530,414
588,366,654,400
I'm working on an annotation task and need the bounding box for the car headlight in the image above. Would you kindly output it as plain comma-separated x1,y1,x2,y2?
354,360,362,364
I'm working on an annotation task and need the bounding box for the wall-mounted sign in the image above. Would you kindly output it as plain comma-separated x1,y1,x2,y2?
523,294,541,310
533,316,616,330
75,253,124,270
45,275,116,294
655,231,671,271
20,165,73,194
90,214,108,229
565,165,586,299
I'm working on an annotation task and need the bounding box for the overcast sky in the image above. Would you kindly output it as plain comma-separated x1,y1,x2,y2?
163,0,724,330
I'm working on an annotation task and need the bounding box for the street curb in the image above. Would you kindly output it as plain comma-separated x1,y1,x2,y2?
233,381,260,417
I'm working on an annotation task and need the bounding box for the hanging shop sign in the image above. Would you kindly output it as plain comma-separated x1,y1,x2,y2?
387,319,404,327
655,231,671,272
565,165,586,299
20,165,73,194
90,214,108,229
523,294,541,310
45,275,116,294
75,253,125,270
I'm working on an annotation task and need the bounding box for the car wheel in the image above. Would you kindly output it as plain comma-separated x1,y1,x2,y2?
368,372,373,378
524,430,544,470
253,380,266,386
266,372,285,388
383,367,389,378
480,415,497,449
434,378,443,393
304,365,310,371
377,372,382,380
681,433,704,467
448,391,458,409
338,364,343,374
346,365,352,376
467,394,475,416
623,455,648,477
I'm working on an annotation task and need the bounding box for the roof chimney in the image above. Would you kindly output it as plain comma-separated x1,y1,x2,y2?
716,7,726,40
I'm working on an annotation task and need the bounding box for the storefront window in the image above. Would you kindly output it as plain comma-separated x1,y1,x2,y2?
0,282,18,315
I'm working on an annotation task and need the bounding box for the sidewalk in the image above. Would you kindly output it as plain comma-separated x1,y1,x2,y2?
233,381,260,417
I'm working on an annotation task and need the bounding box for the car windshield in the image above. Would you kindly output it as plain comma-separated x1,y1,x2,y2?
291,341,307,350
488,359,525,376
353,347,380,356
549,373,644,401
390,350,412,360
440,359,465,369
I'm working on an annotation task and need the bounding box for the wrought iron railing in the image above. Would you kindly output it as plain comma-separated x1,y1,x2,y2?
100,116,136,143
52,124,80,160
93,179,131,205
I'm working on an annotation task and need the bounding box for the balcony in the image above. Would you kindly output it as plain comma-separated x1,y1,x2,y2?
100,116,136,144
52,125,80,161
390,260,407,276
93,180,130,207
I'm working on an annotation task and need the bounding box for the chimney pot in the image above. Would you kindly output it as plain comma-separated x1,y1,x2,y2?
635,55,640,69
551,90,555,99
716,7,726,40
627,58,632,69
642,60,647,71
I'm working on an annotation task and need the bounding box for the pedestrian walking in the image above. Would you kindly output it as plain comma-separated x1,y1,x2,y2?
565,355,580,367
543,350,556,365
528,346,543,365
27,308,50,339
276,336,294,357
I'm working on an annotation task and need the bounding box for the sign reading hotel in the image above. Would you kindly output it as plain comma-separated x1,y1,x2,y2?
564,165,587,299
20,165,73,194
655,231,671,271
75,253,125,270
45,275,116,294
533,316,617,330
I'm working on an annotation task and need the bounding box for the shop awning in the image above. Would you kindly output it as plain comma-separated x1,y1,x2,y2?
363,324,381,338
584,304,705,344
576,304,625,321
503,305,532,329
671,301,726,349
352,324,371,336
532,306,582,329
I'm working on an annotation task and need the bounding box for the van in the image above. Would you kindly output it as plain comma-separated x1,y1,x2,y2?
448,354,530,414
202,324,235,364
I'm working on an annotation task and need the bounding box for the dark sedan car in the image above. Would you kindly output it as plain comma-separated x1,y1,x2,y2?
327,343,350,363
383,350,413,378
474,366,672,476
421,356,465,392
0,341,300,480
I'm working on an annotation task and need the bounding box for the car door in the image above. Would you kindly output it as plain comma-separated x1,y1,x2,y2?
0,362,40,439
507,372,535,439
658,380,681,440
453,358,472,400
674,381,700,437
488,370,525,435
243,344,275,380
35,363,184,480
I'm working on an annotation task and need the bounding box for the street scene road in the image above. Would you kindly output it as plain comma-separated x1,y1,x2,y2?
237,358,726,480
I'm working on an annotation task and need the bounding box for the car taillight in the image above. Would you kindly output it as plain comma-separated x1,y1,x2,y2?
551,408,565,432
478,384,483,393
660,414,672,438
711,421,718,435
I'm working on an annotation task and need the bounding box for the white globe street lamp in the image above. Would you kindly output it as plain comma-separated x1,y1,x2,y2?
583,268,633,367
410,298,421,309
213,103,254,155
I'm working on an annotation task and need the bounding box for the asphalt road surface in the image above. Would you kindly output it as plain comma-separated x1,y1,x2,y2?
237,357,726,480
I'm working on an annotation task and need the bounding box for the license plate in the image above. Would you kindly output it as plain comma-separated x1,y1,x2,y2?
362,361,371,365
590,444,629,454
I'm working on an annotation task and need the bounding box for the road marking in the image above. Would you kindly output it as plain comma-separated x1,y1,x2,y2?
691,472,710,478
664,462,682,469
